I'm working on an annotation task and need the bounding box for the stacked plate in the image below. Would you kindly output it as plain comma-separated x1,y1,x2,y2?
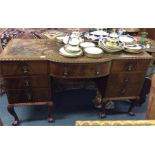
79,41,103,58
59,44,83,58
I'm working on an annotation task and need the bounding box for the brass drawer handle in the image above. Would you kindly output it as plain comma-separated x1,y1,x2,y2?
96,71,100,75
120,88,127,95
128,64,133,71
126,62,137,71
26,92,32,101
22,65,29,73
63,71,68,76
24,79,30,87
124,77,129,83
63,67,68,76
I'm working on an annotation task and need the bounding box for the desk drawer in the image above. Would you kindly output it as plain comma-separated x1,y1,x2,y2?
105,73,145,98
1,61,48,76
0,62,2,75
7,88,51,104
4,76,50,89
50,61,111,78
111,59,150,73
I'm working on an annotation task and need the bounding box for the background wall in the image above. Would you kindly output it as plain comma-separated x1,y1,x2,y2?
140,28,155,40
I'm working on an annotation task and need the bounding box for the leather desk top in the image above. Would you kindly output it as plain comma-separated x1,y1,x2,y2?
0,39,152,63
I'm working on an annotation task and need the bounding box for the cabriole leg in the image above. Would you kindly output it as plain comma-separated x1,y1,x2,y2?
7,104,20,126
47,102,54,123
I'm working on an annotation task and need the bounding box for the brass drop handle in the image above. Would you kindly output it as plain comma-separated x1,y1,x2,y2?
96,71,100,75
128,64,133,71
22,65,29,73
124,77,129,83
63,67,68,76
127,63,135,71
25,79,30,87
120,88,127,95
64,71,68,76
26,92,32,101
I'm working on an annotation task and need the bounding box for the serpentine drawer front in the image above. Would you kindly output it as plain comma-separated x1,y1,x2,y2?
50,61,111,78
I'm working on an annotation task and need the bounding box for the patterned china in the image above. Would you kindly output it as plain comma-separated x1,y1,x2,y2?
124,44,144,54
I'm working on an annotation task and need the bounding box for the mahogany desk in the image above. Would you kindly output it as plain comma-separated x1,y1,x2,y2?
0,39,152,125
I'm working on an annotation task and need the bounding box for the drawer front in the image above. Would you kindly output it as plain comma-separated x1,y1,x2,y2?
111,59,151,73
50,61,111,78
0,62,2,75
105,73,145,98
7,88,51,104
1,61,48,76
4,76,50,89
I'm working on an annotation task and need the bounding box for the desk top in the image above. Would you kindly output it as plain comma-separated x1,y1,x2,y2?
0,39,152,63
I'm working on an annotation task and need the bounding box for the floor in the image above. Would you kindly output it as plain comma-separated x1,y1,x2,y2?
0,88,149,126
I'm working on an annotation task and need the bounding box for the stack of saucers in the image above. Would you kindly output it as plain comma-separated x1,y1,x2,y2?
59,38,83,57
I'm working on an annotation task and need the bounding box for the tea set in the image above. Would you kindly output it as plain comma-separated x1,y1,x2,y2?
56,30,148,58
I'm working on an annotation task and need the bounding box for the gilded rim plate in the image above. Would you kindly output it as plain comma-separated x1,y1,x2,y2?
80,42,96,48
119,35,135,44
84,47,103,58
59,47,83,58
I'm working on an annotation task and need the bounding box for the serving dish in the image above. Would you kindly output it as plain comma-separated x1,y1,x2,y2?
119,35,135,45
84,31,109,42
98,38,124,53
124,44,144,54
89,30,109,37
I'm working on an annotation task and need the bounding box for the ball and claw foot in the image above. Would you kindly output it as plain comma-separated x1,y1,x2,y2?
12,119,20,126
99,113,106,119
128,111,135,116
48,117,55,123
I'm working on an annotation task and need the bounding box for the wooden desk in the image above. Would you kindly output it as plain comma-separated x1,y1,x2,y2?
0,39,152,125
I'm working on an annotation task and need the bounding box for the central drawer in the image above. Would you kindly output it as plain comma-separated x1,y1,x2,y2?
1,61,48,76
50,61,111,78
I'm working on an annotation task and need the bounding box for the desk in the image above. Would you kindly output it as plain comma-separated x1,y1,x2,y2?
0,39,152,125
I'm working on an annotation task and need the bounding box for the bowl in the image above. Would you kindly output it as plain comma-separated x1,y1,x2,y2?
124,44,144,53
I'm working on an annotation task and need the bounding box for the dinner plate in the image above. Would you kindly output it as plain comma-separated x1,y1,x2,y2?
90,31,109,36
80,42,96,48
59,47,83,57
119,35,135,44
84,47,103,58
